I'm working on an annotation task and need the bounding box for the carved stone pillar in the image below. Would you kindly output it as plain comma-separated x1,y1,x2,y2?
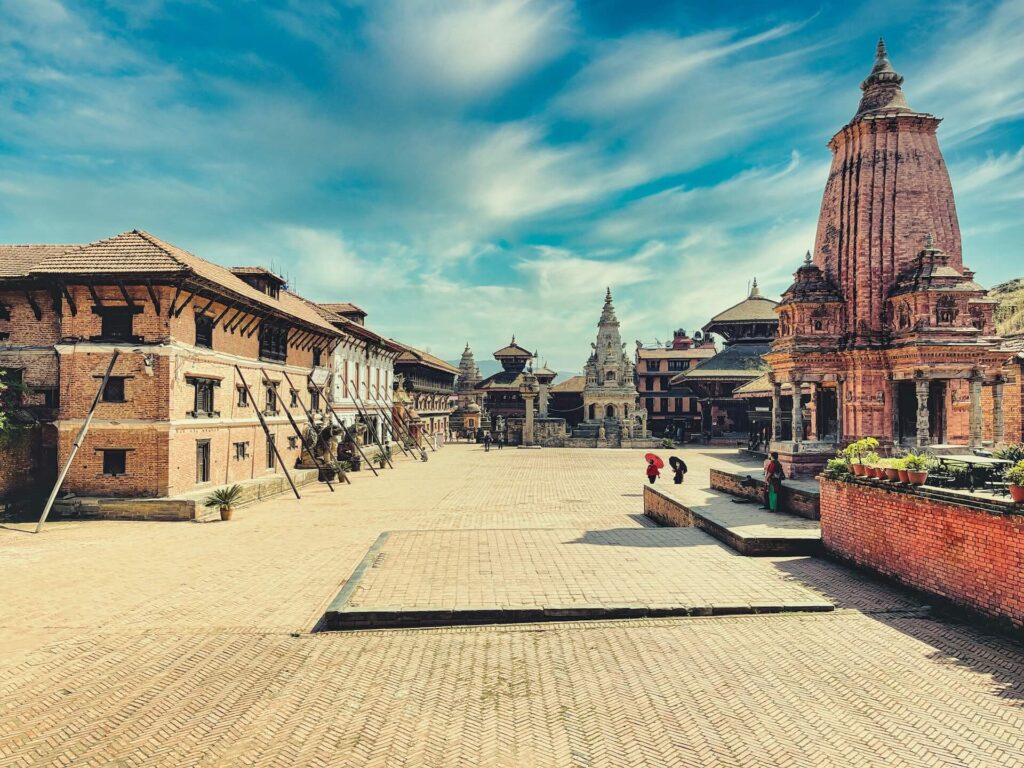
808,382,819,441
791,378,803,445
770,378,782,442
522,393,537,446
993,379,1005,446
969,373,983,448
835,377,845,443
538,381,549,418
915,378,930,448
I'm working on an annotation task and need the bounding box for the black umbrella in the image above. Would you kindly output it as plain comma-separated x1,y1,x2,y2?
669,456,686,472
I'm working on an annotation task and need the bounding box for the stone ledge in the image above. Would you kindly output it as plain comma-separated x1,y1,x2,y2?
710,467,820,520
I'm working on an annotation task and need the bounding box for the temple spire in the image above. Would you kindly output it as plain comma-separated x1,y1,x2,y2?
854,37,912,118
600,287,618,325
750,278,761,297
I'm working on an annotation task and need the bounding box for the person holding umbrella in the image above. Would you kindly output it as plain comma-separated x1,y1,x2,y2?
644,453,664,484
669,456,688,484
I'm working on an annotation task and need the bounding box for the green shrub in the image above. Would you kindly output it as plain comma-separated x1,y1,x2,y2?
659,438,674,449
994,443,1024,464
824,458,850,477
1006,461,1024,486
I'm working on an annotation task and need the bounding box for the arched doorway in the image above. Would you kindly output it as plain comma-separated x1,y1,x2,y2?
605,404,616,419
588,403,596,420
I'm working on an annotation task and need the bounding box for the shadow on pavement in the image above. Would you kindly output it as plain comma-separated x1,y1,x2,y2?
771,556,1024,703
566,528,714,547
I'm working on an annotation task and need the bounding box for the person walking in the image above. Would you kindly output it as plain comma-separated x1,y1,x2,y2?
670,456,688,484
646,458,661,485
763,451,784,512
496,433,504,450
483,432,492,452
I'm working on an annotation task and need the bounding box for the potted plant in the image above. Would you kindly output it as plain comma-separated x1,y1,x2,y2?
879,458,901,481
896,457,910,484
861,451,881,478
1006,461,1024,503
372,448,390,469
204,484,243,521
903,453,930,486
823,457,850,480
335,460,352,482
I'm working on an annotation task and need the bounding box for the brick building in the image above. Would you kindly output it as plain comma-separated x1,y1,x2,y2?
636,328,716,440
392,343,458,446
764,41,1008,477
0,230,341,500
450,343,484,437
475,337,537,432
311,302,403,448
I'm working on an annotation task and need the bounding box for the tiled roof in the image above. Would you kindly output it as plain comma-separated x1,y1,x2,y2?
493,341,532,358
477,370,527,390
392,341,460,375
230,266,286,284
321,302,366,316
550,374,585,393
705,295,779,324
7,230,338,336
305,300,404,352
636,347,717,360
0,245,79,277
673,343,770,382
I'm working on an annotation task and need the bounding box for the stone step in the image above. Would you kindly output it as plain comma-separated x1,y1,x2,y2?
643,482,822,556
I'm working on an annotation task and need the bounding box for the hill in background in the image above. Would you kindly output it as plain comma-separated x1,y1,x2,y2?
992,278,1024,337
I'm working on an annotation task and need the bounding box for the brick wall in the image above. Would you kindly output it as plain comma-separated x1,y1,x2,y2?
0,430,36,499
643,485,698,527
820,478,1023,631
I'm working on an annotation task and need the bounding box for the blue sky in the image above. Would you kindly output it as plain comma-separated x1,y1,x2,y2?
2,0,1022,370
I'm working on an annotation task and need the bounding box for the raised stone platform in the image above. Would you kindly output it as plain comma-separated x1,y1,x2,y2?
53,468,320,521
710,468,821,520
320,527,833,630
644,484,822,556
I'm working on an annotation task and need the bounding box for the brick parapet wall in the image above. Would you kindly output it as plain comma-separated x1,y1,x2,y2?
642,485,698,528
710,468,820,520
820,478,1023,631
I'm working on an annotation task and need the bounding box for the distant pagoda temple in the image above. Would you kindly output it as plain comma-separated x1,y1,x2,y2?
762,40,1007,477
675,280,778,443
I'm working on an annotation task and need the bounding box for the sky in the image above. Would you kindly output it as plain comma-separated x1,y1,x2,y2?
1,0,1023,371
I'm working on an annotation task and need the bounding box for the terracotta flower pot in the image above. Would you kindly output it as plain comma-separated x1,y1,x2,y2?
1009,484,1024,504
851,463,864,476
884,468,900,481
897,469,910,483
907,471,928,486
220,506,234,521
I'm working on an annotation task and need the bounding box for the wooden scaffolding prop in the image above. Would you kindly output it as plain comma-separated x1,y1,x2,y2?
35,350,120,534
300,372,379,477
234,365,301,500
262,369,334,492
346,378,395,469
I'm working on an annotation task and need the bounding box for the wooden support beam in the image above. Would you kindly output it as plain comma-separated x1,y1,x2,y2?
172,292,196,318
237,314,258,336
213,301,236,327
117,282,136,309
193,296,216,318
61,285,77,316
223,308,243,331
49,288,62,317
24,290,42,321
167,284,183,317
260,369,334,493
234,365,301,500
245,317,262,338
145,281,161,315
87,284,102,307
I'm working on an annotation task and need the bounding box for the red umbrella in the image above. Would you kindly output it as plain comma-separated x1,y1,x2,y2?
644,453,665,469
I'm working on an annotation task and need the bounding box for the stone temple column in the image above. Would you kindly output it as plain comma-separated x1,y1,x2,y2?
770,379,782,442
808,382,819,441
969,374,984,448
790,379,803,445
915,379,930,448
993,379,1005,446
538,381,549,417
836,377,845,443
522,393,537,446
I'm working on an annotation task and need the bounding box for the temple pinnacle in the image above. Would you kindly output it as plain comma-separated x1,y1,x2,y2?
804,250,812,265
876,37,887,61
855,37,910,118
750,277,761,297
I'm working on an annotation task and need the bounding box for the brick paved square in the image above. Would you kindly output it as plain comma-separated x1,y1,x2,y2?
1,445,1022,767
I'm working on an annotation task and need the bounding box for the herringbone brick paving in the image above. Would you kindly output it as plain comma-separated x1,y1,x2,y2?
1,446,1022,766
